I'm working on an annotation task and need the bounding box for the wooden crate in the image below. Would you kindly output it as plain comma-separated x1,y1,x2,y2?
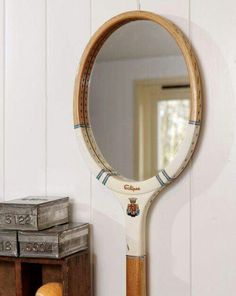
0,250,91,296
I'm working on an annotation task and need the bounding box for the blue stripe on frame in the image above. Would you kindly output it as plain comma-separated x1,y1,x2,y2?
101,172,118,185
162,170,173,181
102,173,111,185
156,174,165,186
96,169,105,180
189,120,201,126
74,123,90,129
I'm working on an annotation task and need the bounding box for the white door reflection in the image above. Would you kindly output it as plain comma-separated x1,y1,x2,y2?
134,78,190,180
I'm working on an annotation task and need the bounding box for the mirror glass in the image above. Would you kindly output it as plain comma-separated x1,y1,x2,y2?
89,20,190,181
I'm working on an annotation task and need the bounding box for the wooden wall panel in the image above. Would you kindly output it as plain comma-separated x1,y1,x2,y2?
46,0,91,222
141,0,191,40
191,0,236,295
4,0,46,199
0,1,236,296
91,178,126,296
0,0,4,201
91,0,137,33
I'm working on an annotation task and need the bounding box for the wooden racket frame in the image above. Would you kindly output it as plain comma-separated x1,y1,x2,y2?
73,10,202,296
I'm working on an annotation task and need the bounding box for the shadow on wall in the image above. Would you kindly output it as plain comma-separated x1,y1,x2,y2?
146,18,235,295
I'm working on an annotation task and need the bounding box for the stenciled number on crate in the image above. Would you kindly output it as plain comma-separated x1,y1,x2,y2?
4,214,31,225
0,240,12,251
24,242,53,254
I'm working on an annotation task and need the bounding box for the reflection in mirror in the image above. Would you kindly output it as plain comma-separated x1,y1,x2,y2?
89,20,190,181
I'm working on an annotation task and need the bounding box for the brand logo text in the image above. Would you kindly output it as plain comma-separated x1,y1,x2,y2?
124,185,140,192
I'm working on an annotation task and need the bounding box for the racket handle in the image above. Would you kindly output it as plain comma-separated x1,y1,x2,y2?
126,255,146,296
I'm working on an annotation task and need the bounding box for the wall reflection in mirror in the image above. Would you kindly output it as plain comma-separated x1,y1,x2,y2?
89,20,190,181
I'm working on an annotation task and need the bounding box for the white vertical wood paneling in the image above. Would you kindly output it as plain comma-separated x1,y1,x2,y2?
147,176,191,296
91,0,137,33
47,0,91,222
141,0,191,38
191,0,236,295
91,179,126,296
91,2,137,296
1,1,236,296
141,1,191,295
0,0,4,201
5,0,46,199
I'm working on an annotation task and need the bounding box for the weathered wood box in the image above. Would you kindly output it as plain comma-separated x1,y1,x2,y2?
0,230,18,257
0,250,91,296
18,222,89,259
0,196,69,231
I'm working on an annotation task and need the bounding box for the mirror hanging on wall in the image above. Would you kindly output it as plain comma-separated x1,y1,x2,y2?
74,11,202,296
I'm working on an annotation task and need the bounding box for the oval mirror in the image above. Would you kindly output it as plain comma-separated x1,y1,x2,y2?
74,11,202,296
89,20,191,181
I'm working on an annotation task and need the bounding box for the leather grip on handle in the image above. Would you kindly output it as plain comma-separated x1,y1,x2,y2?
126,255,146,296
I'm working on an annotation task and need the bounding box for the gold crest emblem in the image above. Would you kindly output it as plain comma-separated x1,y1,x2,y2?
127,198,140,217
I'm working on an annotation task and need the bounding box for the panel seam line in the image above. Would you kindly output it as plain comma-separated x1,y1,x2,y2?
45,0,48,196
3,0,5,201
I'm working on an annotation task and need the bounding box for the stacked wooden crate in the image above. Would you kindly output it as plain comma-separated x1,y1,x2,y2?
0,196,91,296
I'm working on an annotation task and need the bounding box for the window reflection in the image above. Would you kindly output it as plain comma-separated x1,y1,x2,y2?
158,99,190,170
